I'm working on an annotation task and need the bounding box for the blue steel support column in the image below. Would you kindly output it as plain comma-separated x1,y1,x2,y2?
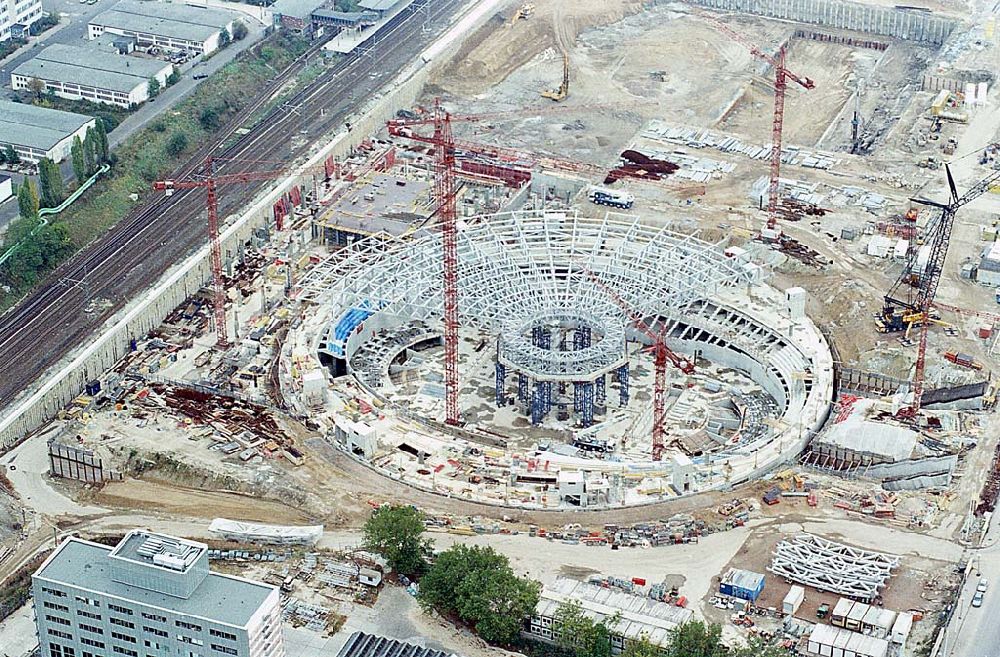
573,382,582,413
540,329,551,350
596,375,606,407
617,365,629,406
531,383,544,425
544,381,553,413
581,382,594,427
518,373,528,404
495,362,506,407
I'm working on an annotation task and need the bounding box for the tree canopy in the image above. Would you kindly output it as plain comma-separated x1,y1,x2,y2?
418,544,541,645
552,600,615,657
362,504,429,576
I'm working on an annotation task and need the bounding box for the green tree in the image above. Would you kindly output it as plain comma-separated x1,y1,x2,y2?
219,28,231,48
166,132,188,157
93,119,109,163
0,148,6,165
147,76,161,99
27,77,46,100
552,600,615,657
4,144,20,166
37,158,64,208
71,136,87,183
418,544,541,645
166,66,181,86
621,637,661,657
82,128,97,175
362,505,428,576
1,219,73,287
727,636,789,657
664,621,725,657
232,20,248,41
17,179,39,220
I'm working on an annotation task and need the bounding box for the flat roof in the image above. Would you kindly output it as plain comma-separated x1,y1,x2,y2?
359,0,399,10
337,632,460,657
536,578,692,646
109,530,205,573
15,45,169,94
35,537,274,627
270,0,324,20
91,0,238,44
0,100,94,151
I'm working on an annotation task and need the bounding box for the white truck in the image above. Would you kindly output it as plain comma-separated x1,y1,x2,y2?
587,187,635,209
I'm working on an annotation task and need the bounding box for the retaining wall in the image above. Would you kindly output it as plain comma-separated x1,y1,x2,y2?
678,0,958,45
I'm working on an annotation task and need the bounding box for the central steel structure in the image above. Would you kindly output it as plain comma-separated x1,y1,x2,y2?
302,210,752,434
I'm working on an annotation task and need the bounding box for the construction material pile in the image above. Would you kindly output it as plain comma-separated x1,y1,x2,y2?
769,534,900,601
604,150,679,184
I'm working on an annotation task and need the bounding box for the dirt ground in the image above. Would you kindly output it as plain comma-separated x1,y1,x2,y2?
87,477,315,524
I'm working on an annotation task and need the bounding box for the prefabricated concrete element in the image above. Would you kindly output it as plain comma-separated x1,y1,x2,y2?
680,0,956,45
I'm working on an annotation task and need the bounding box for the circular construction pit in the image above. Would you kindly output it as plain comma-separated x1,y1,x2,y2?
287,210,834,509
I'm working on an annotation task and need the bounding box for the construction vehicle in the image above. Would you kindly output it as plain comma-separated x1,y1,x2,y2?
541,51,569,102
878,165,1000,418
588,186,634,209
510,3,533,24
944,351,984,370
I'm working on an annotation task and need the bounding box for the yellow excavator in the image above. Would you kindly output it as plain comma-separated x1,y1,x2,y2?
541,51,569,102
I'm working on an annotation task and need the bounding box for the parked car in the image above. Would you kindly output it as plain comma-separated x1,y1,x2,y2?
973,592,984,608
978,578,989,593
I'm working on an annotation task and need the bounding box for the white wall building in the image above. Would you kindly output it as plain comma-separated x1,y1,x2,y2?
12,44,173,108
88,0,238,55
0,0,43,42
0,100,96,164
33,530,286,657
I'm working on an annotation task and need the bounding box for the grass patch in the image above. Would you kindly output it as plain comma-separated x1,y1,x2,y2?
0,32,310,312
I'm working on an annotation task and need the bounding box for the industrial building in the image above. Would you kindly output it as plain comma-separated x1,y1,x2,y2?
270,0,409,42
0,0,42,42
526,577,693,653
12,44,173,108
0,100,96,164
88,0,239,55
719,568,766,602
32,530,286,657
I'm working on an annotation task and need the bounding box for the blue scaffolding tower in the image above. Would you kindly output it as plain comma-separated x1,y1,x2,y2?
616,365,629,406
580,382,595,427
518,373,529,404
595,375,606,407
495,362,506,407
572,326,592,351
531,384,544,425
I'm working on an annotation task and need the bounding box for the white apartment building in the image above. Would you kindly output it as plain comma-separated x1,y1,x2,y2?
0,0,43,42
33,530,286,657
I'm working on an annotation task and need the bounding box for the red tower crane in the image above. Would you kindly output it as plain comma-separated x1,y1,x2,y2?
700,14,815,232
154,158,325,348
587,272,694,461
429,100,462,426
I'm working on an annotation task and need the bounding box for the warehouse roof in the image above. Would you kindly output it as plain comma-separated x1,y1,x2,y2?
0,100,94,151
809,624,888,657
14,45,169,94
34,537,274,628
337,632,460,657
270,0,324,20
91,0,238,43
535,578,693,647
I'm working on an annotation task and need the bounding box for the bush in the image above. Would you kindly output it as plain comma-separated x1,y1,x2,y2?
232,20,248,41
165,132,188,157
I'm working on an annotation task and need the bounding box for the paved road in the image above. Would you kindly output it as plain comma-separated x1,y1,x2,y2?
940,514,1000,657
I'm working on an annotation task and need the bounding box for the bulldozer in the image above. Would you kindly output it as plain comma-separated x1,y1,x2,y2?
541,52,569,102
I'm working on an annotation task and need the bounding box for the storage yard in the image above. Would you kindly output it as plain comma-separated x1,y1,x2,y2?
3,0,1000,656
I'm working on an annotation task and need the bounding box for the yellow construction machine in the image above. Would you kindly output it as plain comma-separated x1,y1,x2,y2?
541,52,569,102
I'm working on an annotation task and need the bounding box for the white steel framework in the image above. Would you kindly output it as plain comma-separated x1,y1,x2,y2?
769,533,900,600
299,210,753,381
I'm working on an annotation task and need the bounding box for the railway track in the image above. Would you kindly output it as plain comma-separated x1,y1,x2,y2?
0,0,464,409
